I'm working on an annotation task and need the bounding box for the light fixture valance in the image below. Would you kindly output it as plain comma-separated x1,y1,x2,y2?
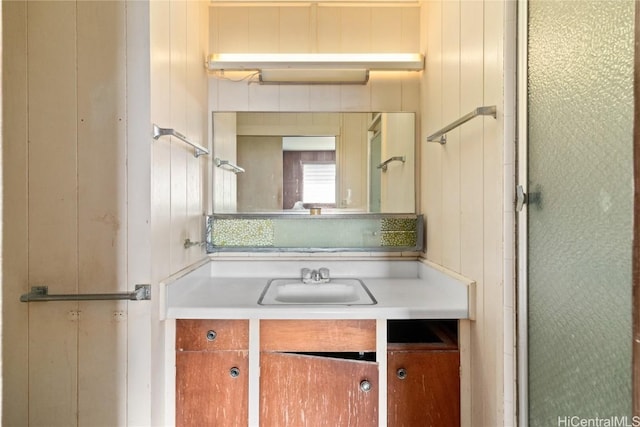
206,53,424,71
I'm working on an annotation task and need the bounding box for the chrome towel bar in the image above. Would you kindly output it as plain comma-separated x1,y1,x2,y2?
152,124,209,158
427,105,497,144
20,285,151,302
215,157,245,174
377,156,406,172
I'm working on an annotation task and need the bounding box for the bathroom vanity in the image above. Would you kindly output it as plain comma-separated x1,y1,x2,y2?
163,259,472,426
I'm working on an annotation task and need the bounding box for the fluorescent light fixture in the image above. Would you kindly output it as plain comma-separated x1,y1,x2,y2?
259,69,369,85
206,53,424,71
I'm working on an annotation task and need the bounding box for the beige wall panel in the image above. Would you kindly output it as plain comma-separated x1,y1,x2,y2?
171,0,190,273
218,7,249,52
278,85,311,111
213,113,238,212
340,84,371,111
237,136,282,211
316,7,341,52
77,0,127,294
125,1,152,424
371,74,403,111
380,113,415,213
151,1,176,425
218,77,250,111
309,85,342,111
459,0,484,285
422,0,443,263
482,1,505,424
27,4,79,425
209,7,220,52
150,0,172,284
279,7,311,52
27,0,78,293
372,7,402,52
248,83,280,112
340,7,372,52
312,112,341,128
126,0,152,304
29,304,79,427
186,0,207,261
401,73,422,115
459,319,472,427
200,0,211,251
2,2,29,425
249,7,279,52
401,7,421,52
207,73,218,111
339,113,368,210
76,2,128,425
78,302,127,426
440,0,461,272
458,2,489,426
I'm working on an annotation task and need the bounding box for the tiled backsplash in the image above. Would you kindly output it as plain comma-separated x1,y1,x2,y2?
206,214,423,252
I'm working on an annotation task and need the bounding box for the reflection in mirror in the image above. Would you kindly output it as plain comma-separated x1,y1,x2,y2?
212,112,415,214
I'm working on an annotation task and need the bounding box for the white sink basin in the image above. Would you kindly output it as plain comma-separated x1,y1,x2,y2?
258,278,377,305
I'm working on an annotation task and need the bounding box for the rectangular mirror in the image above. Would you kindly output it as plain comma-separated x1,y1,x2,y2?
212,112,415,214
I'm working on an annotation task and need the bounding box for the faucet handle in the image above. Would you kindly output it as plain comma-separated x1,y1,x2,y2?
319,268,330,280
301,268,312,281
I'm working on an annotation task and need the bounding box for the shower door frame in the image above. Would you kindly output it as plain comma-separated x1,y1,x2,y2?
633,2,640,418
515,0,528,425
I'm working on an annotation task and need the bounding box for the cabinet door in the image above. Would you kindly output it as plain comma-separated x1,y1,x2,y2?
176,351,248,427
260,352,378,427
387,351,460,427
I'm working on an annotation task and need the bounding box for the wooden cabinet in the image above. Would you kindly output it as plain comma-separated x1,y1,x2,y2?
176,320,249,427
260,319,378,427
175,319,461,427
260,352,378,427
387,320,460,427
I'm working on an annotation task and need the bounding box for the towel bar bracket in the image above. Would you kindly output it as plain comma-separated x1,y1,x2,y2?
427,105,497,144
377,156,406,172
152,124,209,158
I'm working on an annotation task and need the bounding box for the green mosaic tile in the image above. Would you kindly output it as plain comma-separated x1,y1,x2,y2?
212,219,274,247
380,217,417,232
380,231,417,247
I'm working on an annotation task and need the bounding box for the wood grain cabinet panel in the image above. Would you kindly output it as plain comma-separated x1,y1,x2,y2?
176,351,249,427
387,350,460,427
260,352,378,427
176,320,249,426
260,319,376,352
176,319,249,351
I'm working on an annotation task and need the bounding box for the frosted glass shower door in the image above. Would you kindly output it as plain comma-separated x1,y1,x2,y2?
525,0,634,425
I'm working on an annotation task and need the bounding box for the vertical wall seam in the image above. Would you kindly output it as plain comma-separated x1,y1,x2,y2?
74,2,80,426
24,2,31,424
122,1,130,422
457,0,462,270
168,1,173,274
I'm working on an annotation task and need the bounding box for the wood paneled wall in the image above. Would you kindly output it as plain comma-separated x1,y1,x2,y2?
420,0,513,426
3,1,209,426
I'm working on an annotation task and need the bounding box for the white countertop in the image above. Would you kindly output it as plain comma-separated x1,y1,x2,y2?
163,258,472,320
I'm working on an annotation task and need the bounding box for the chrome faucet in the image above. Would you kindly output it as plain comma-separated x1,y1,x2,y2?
301,267,330,284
